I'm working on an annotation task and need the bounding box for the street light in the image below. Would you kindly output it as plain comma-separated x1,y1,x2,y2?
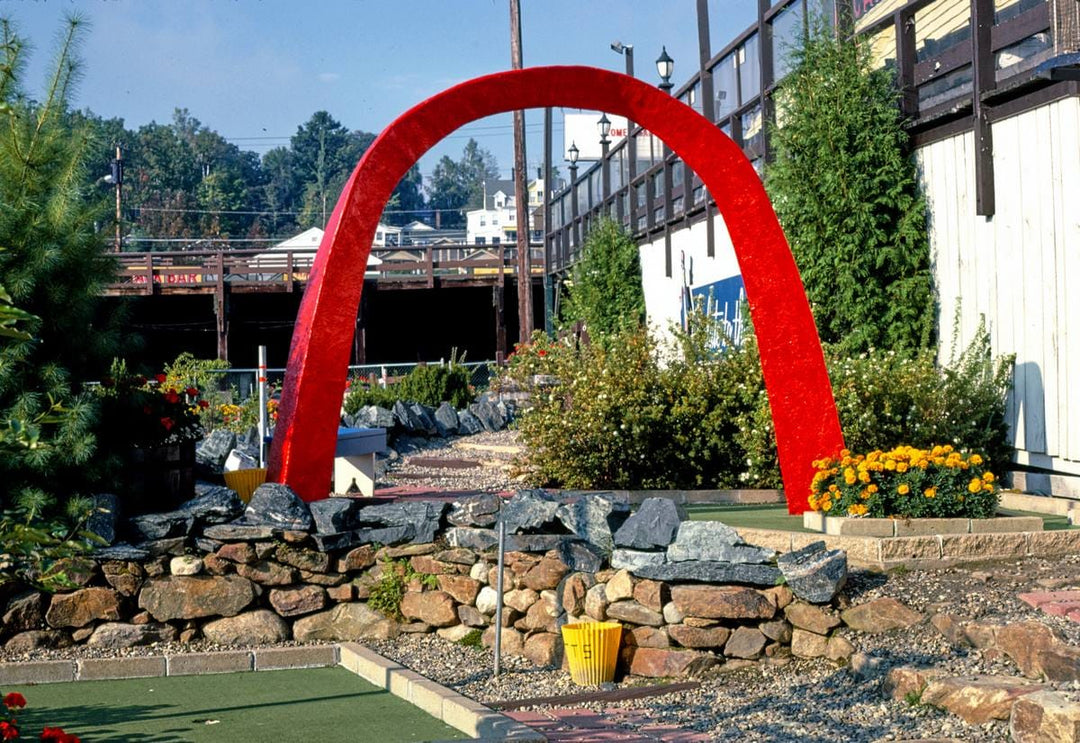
598,115,612,204
611,41,634,77
567,141,580,250
656,46,674,93
597,113,611,146
567,141,579,168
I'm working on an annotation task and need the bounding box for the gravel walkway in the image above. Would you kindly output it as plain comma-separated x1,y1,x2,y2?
378,429,524,493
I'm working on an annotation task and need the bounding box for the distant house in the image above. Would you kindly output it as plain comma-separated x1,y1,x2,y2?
466,176,545,246
251,227,382,276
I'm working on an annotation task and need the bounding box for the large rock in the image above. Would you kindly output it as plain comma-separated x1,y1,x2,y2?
437,575,481,605
138,575,255,621
668,624,730,649
309,498,361,534
614,498,686,550
3,590,45,633
202,523,277,541
196,429,236,469
244,483,313,531
236,560,296,586
666,521,774,563
433,403,460,436
475,586,499,615
5,630,72,652
446,527,498,551
785,602,841,636
179,485,245,524
352,525,414,548
557,541,605,574
292,603,394,641
457,409,485,435
352,405,395,430
555,494,630,554
276,545,331,573
610,549,667,572
87,622,178,648
46,588,121,628
504,588,539,613
400,590,458,627
501,490,561,534
921,675,1047,725
606,600,664,627
86,493,121,546
521,592,560,632
521,554,569,591
724,627,767,659
269,585,327,617
634,561,782,587
628,647,717,678
605,569,635,601
562,573,595,616
1009,690,1080,743
409,403,439,436
202,610,291,644
585,583,609,620
356,501,447,544
993,621,1077,681
522,632,562,667
448,494,501,528
777,541,848,604
791,628,830,658
469,400,506,432
127,511,195,542
670,585,775,620
841,598,922,634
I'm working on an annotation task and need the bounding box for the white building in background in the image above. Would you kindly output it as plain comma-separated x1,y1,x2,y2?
466,177,545,246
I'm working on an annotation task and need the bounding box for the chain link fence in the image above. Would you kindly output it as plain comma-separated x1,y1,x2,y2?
206,361,496,402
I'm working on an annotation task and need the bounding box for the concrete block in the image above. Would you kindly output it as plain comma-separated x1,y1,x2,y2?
0,660,75,685
877,536,943,562
338,642,402,688
254,645,338,671
387,667,426,699
167,650,253,676
440,693,500,737
802,511,824,532
78,656,165,681
970,516,1044,534
892,518,968,537
1027,530,1080,556
939,533,1029,560
829,517,896,537
408,677,449,718
999,491,1072,516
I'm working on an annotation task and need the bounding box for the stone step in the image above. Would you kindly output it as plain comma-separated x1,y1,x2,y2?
405,457,481,470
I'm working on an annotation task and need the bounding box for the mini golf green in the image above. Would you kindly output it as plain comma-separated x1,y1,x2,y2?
8,667,465,742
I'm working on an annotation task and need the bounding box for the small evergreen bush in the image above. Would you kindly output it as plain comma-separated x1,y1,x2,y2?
559,218,645,341
342,362,475,415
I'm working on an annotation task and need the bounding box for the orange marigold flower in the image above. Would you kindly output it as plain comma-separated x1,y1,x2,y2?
897,483,910,495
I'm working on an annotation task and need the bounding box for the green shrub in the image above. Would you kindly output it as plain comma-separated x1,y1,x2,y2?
342,362,475,416
559,218,645,341
457,628,484,649
366,558,438,620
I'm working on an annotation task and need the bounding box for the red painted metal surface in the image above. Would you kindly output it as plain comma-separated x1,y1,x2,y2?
267,66,844,513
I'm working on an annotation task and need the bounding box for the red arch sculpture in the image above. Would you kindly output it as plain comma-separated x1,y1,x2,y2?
267,66,844,514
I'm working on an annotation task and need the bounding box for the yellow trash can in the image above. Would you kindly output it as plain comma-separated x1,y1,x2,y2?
561,621,622,685
223,468,267,504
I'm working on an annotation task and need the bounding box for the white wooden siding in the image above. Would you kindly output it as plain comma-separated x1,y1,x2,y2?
915,97,1080,483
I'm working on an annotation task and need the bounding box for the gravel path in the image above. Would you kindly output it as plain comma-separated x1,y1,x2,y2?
378,429,525,492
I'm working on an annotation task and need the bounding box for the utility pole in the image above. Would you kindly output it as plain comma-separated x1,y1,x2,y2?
510,0,533,341
111,144,124,252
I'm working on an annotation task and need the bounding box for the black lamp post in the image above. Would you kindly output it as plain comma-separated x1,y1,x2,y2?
598,114,611,205
656,46,674,93
567,141,580,248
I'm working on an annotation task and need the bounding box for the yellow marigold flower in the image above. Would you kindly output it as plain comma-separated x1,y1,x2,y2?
885,460,897,471
822,500,832,512
969,454,983,466
968,478,983,494
828,484,839,493
897,483,911,495
983,483,994,492
840,449,851,459
867,484,879,494
858,470,871,484
959,462,969,470
982,472,995,483
924,487,937,499
943,445,954,453
859,489,870,500
847,504,868,516
896,462,909,473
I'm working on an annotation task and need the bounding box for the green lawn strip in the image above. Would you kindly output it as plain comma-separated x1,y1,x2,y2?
997,508,1077,531
684,503,811,532
9,667,465,742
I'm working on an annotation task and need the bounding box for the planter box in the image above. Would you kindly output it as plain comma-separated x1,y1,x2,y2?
802,512,1045,537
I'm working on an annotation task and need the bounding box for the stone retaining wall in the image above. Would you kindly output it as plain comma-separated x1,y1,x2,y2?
0,486,850,679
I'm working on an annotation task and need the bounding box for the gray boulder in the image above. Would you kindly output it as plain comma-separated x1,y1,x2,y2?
613,497,685,550
392,400,424,434
196,429,236,469
237,426,261,450
354,500,446,544
309,498,361,534
666,521,775,564
409,403,438,436
556,494,631,553
445,527,498,551
457,409,485,435
180,485,245,524
224,448,259,472
433,403,459,436
469,400,505,431
244,483,313,531
127,512,195,542
352,525,415,547
447,493,501,527
90,544,151,562
557,540,606,573
777,541,847,604
202,522,277,541
86,494,121,546
501,489,562,534
610,548,668,572
634,561,782,587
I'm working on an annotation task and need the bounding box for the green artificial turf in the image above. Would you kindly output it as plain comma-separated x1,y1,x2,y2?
8,667,464,742
684,503,812,532
997,508,1077,530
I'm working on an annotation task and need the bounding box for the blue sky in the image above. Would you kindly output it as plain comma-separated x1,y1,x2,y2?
6,0,756,180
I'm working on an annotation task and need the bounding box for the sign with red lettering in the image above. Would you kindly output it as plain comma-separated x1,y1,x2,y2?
853,0,884,21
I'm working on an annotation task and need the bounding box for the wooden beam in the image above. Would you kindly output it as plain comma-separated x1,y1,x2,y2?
972,0,996,217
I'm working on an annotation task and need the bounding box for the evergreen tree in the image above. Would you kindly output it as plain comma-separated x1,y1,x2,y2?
765,21,935,354
560,218,645,340
0,18,121,506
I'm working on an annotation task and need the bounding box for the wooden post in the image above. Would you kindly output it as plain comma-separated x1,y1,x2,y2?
510,0,533,341
214,251,228,362
972,0,996,217
895,10,917,119
493,280,507,362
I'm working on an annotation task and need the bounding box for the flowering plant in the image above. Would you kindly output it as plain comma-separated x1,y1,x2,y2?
97,360,208,448
809,444,1000,519
0,690,80,741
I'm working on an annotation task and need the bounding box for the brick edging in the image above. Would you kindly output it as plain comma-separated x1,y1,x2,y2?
338,643,544,742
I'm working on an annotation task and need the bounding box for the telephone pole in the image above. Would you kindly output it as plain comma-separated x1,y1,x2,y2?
112,144,124,252
510,0,533,341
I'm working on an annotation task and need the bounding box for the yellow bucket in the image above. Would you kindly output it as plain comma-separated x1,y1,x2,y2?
561,621,622,685
223,468,267,504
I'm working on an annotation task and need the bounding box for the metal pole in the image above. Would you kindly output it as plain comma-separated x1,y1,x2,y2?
114,144,123,253
257,345,268,467
494,517,506,677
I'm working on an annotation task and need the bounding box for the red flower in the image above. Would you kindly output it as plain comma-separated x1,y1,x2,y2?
185,387,198,397
3,692,26,709
154,373,167,384
0,722,17,740
160,417,175,431
198,399,210,409
164,390,180,404
537,349,548,357
41,728,79,743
